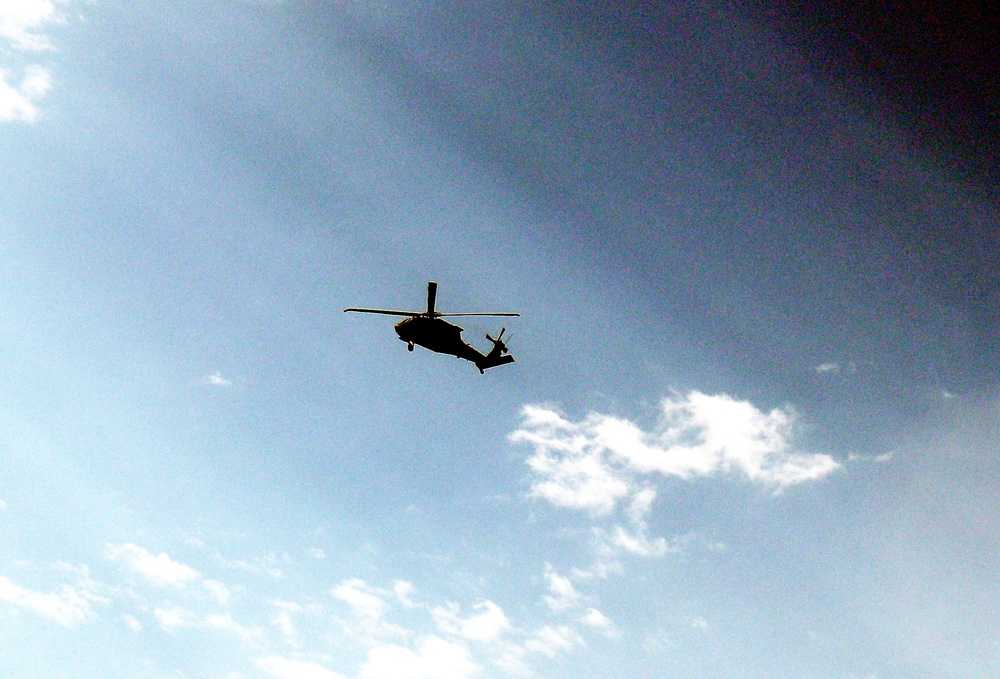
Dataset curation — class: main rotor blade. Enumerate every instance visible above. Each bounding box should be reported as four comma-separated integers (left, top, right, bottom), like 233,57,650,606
437,312,520,317
344,308,421,317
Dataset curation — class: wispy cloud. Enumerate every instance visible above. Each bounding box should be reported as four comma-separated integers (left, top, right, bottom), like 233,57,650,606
542,563,584,613
154,603,261,642
847,452,894,463
217,551,285,579
202,578,231,605
269,598,323,647
595,486,675,559
814,361,858,375
522,625,584,658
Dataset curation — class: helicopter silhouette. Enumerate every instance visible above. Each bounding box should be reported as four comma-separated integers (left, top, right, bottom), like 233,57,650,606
345,282,519,373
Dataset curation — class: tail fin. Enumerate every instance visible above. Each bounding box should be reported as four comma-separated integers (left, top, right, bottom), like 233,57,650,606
476,353,515,372
475,328,515,373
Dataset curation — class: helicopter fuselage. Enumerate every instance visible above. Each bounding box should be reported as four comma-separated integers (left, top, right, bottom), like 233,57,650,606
393,315,514,373
394,316,483,364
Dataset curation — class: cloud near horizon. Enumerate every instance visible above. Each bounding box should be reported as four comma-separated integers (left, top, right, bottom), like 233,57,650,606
3,538,607,678
320,573,612,679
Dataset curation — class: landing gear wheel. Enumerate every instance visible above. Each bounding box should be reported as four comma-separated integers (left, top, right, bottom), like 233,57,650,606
407,342,414,352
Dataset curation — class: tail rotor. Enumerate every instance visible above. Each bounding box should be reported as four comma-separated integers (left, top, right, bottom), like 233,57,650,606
476,326,516,373
486,327,511,355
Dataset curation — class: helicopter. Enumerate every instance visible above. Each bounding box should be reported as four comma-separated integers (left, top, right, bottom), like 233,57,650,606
344,282,519,374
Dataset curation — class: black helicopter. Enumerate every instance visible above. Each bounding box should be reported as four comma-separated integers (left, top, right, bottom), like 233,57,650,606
345,282,519,373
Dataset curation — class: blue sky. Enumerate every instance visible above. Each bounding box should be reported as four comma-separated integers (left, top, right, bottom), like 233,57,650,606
1,1,998,677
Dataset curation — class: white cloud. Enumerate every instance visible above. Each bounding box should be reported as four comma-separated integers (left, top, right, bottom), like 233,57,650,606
325,576,593,676
512,392,839,516
204,371,233,387
106,543,201,587
512,393,837,621
0,65,51,122
814,362,840,374
0,573,103,627
432,600,510,642
0,0,61,51
258,656,347,679
512,393,836,587
359,635,479,679
512,405,632,514
580,608,620,639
